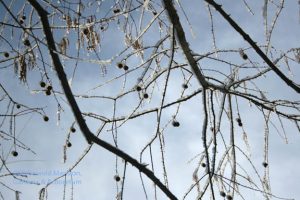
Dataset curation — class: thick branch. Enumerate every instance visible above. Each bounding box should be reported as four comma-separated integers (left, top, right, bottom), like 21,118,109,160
27,0,177,199
162,0,209,89
205,0,300,94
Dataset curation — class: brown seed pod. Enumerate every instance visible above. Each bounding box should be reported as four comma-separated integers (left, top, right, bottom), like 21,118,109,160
16,104,21,109
182,84,188,89
23,39,30,46
67,142,72,147
143,93,149,99
113,9,120,14
70,127,76,133
220,191,226,197
40,81,46,88
123,65,129,71
4,52,9,58
136,85,142,92
226,195,233,200
117,62,124,69
114,175,121,182
262,162,268,168
83,28,89,35
172,121,180,127
47,85,52,91
43,116,49,122
45,90,51,96
201,162,206,168
239,49,248,60
242,54,248,60
12,151,18,157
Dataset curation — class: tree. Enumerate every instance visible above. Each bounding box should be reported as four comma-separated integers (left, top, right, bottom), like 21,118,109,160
0,0,299,199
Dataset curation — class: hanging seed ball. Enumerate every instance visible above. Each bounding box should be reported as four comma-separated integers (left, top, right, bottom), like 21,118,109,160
262,162,268,168
83,28,89,35
47,85,52,91
40,81,46,88
182,83,188,89
117,62,124,69
12,151,18,157
4,52,9,58
226,195,233,200
172,120,180,127
67,142,72,147
123,65,129,71
45,90,51,96
43,115,49,122
23,39,30,46
136,85,142,92
100,26,104,30
143,93,149,99
152,11,157,15
220,191,226,197
22,15,26,20
236,118,241,123
201,162,206,168
70,127,76,133
114,175,121,182
16,104,21,109
19,19,24,24
238,122,243,127
113,8,120,14
242,53,248,60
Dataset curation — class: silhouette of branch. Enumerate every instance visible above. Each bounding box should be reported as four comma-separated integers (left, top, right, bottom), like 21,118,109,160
205,0,300,93
162,0,209,89
27,0,178,199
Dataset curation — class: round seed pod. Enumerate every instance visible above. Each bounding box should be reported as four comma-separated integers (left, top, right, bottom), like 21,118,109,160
45,90,51,96
12,151,18,157
83,28,89,35
40,81,46,88
220,191,226,197
182,84,188,89
172,121,180,127
114,175,121,182
136,85,142,92
262,162,268,168
117,62,124,69
67,142,72,147
70,127,76,133
43,115,49,122
113,9,120,14
143,93,149,99
23,39,30,46
4,52,9,58
123,65,129,71
47,85,52,91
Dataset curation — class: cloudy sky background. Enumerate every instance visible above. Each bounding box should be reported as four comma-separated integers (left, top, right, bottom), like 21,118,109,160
1,0,300,199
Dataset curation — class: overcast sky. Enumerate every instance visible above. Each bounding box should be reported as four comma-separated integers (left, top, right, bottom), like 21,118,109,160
1,0,300,200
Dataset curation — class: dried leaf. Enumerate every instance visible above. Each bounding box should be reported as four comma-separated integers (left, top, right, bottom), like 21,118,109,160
39,188,45,200
18,55,27,82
